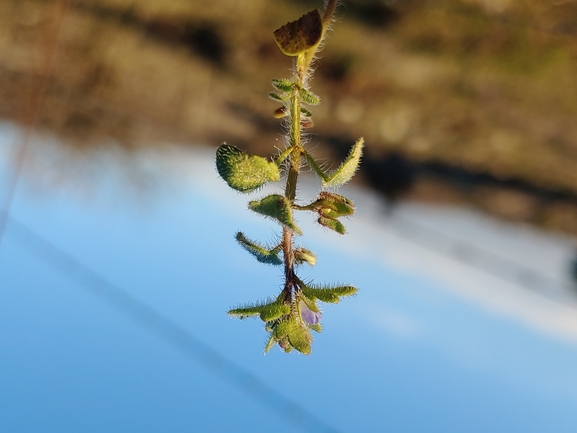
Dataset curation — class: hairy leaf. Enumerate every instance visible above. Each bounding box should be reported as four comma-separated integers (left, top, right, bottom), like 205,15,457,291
249,194,302,235
301,284,358,304
268,92,286,102
235,232,282,265
286,318,312,354
323,138,364,188
294,247,317,266
228,298,289,321
300,88,321,106
271,78,293,92
318,215,346,234
264,335,276,354
216,144,280,192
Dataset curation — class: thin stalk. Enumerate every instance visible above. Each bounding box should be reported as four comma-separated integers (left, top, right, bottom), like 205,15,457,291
280,0,339,301
282,53,308,298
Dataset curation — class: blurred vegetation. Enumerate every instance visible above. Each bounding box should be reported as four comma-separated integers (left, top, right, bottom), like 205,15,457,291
2,0,577,235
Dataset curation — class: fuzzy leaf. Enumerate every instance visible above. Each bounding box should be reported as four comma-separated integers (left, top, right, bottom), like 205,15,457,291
228,305,261,319
216,144,280,192
298,294,320,313
249,194,302,235
259,302,290,322
274,318,291,339
323,138,364,188
318,215,346,234
286,319,312,355
316,192,355,217
300,88,321,106
268,92,286,102
271,78,293,92
300,107,313,118
264,335,276,354
235,232,282,265
294,247,316,266
303,151,328,182
309,323,322,333
228,298,289,321
302,284,358,304
273,10,323,56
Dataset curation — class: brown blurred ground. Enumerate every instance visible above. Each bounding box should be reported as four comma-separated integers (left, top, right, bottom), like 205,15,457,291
2,0,577,236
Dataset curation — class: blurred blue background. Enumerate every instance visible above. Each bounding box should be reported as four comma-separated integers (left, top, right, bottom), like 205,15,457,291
2,124,577,432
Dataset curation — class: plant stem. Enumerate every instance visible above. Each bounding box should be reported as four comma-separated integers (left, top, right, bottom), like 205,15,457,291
282,52,308,299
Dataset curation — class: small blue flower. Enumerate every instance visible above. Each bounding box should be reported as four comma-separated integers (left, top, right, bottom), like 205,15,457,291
299,300,321,325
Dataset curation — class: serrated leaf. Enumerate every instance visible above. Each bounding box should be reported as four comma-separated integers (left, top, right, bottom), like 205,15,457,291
271,78,293,92
235,232,282,265
249,194,302,235
323,137,364,188
318,215,346,234
273,10,323,56
300,88,320,106
216,144,280,193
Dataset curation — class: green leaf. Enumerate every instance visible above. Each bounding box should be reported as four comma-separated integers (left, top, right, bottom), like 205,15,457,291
274,146,292,166
259,302,290,322
301,284,358,304
294,247,316,266
271,78,293,92
249,194,302,235
309,323,322,333
300,107,313,118
317,192,355,216
235,232,282,265
264,335,276,354
303,150,329,182
286,318,312,355
268,92,286,102
298,293,320,313
323,138,364,188
300,88,321,106
228,298,289,322
216,144,280,193
318,215,346,234
228,304,262,319
273,10,323,56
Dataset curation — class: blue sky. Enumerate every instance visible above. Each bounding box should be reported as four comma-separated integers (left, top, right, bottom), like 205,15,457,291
1,126,577,432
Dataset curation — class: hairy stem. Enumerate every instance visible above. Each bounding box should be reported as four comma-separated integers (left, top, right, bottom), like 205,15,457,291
282,52,309,299
281,0,339,302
